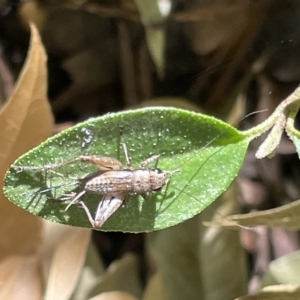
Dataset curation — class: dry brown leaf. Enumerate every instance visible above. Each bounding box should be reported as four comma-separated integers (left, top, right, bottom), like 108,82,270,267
261,250,300,286
0,254,43,300
0,23,53,298
71,241,105,300
205,199,300,230
88,291,139,300
43,222,91,300
0,23,97,300
142,272,167,300
235,284,300,300
0,23,53,259
88,253,142,299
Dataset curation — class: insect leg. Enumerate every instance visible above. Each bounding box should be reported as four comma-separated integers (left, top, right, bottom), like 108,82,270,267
63,190,86,211
80,155,123,170
120,130,132,169
16,155,122,172
140,155,160,168
79,193,125,228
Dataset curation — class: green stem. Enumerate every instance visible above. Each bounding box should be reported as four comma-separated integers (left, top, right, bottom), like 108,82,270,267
243,85,300,138
286,109,300,139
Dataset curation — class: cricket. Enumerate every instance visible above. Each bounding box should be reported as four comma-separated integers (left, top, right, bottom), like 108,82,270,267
17,133,180,228
14,131,251,231
11,109,262,231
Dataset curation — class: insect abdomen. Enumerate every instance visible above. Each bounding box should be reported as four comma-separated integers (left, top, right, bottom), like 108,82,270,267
84,169,167,195
84,170,134,194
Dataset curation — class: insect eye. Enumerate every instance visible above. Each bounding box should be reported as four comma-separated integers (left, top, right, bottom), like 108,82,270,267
153,168,163,174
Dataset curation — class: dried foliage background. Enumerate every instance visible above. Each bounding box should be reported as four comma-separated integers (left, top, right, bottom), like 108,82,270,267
1,1,300,299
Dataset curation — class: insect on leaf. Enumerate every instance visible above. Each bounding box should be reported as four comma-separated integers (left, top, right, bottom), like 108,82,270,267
4,107,250,232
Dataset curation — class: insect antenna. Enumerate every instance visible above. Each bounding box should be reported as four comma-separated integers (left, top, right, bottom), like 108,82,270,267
162,123,263,231
30,181,79,196
167,130,228,176
238,109,269,122
169,184,256,231
28,168,80,200
169,107,271,173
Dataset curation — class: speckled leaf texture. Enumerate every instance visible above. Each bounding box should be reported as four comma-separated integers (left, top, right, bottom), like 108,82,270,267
4,107,250,232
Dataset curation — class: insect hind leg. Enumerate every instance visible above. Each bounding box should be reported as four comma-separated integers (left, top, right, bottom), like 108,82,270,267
80,193,125,228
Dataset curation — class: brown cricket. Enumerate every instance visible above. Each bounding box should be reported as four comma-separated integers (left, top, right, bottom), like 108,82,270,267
18,136,178,228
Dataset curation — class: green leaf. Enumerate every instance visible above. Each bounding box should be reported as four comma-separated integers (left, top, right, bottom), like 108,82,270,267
4,107,249,232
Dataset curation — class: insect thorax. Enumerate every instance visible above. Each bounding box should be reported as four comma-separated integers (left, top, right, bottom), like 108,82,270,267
132,168,167,193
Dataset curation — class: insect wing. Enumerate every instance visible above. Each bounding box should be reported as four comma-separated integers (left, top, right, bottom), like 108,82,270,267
95,193,125,227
